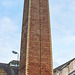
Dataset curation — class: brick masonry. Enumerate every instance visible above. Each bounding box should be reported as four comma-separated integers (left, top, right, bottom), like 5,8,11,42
19,0,53,75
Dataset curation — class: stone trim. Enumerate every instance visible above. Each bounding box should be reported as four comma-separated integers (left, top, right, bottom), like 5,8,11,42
25,0,31,75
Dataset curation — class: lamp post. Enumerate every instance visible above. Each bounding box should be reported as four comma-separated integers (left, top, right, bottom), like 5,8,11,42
12,51,19,61
12,51,19,75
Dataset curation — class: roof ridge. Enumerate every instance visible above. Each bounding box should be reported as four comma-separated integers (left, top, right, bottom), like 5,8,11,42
54,58,75,72
68,70,75,75
0,63,8,65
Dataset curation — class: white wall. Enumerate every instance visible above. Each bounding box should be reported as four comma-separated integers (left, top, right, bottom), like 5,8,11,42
54,60,75,75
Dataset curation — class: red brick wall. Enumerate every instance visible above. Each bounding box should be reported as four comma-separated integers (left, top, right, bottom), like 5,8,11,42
19,0,53,75
40,0,53,75
19,0,29,75
28,0,40,75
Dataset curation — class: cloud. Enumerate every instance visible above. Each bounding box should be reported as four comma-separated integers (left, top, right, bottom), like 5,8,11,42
1,0,24,8
0,0,24,63
0,0,75,68
0,17,18,34
0,17,20,63
49,0,75,68
53,47,75,68
1,0,14,8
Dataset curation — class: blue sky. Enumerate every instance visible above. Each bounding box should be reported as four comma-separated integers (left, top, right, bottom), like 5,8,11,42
0,0,75,68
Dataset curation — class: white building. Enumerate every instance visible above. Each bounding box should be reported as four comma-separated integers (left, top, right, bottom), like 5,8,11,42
53,58,75,75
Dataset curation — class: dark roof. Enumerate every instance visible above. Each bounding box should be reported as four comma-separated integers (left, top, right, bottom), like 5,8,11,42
0,62,19,75
54,58,75,72
68,70,75,75
9,60,19,65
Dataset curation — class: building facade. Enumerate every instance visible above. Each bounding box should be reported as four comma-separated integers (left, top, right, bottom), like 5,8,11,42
0,60,19,75
53,58,75,75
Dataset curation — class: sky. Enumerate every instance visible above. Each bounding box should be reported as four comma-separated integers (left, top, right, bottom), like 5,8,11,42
0,0,75,68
